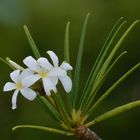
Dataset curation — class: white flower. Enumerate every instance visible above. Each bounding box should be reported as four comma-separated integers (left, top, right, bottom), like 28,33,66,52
3,69,37,109
47,51,73,93
23,56,57,96
23,51,72,95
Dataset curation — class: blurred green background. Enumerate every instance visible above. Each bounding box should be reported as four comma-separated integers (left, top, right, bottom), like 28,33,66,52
0,0,140,140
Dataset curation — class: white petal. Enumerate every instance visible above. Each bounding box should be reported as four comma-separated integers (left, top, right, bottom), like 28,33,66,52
9,60,24,70
37,57,53,71
23,56,41,72
22,74,40,88
3,82,16,91
11,89,19,110
43,78,57,96
50,77,58,85
48,68,66,77
10,70,20,82
20,68,34,79
60,61,73,71
47,51,59,67
20,88,37,100
59,76,72,93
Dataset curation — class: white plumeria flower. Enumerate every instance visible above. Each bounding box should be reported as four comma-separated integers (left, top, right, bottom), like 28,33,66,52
23,51,72,96
47,51,73,93
3,69,37,109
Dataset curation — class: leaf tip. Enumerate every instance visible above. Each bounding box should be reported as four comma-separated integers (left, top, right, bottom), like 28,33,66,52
124,20,127,23
86,13,91,19
23,24,27,28
67,21,71,25
23,25,28,32
136,19,140,22
133,20,140,25
124,51,127,54
12,126,16,131
87,13,91,16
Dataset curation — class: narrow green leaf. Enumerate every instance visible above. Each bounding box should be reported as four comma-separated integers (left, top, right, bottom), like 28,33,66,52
79,18,126,110
95,51,127,89
64,21,72,109
12,125,74,136
1,57,24,70
97,17,124,57
94,20,139,85
57,93,71,118
36,96,62,123
87,63,140,115
6,57,24,70
85,100,140,127
0,57,15,70
51,92,70,126
24,25,41,59
82,51,127,115
51,92,71,126
72,13,90,108
80,20,139,112
64,21,71,63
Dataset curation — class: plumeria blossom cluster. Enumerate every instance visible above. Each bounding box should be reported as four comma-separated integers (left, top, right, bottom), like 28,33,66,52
3,51,73,110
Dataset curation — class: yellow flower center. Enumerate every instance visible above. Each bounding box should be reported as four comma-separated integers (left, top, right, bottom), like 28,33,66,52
16,82,22,90
39,71,48,78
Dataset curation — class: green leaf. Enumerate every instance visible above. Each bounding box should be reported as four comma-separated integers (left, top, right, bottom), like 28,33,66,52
91,20,127,84
0,57,15,70
87,63,140,115
78,18,126,110
94,20,139,85
64,22,72,92
93,51,127,91
6,57,24,70
51,92,71,126
80,20,139,112
64,21,71,63
85,100,140,127
12,125,74,136
0,57,24,70
24,25,41,59
72,13,90,109
82,51,127,115
36,96,62,123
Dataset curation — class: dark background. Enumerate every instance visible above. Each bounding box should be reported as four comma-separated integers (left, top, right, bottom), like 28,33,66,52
0,0,140,140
